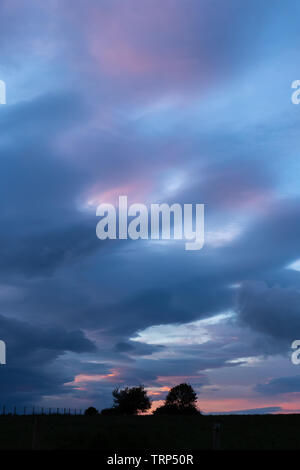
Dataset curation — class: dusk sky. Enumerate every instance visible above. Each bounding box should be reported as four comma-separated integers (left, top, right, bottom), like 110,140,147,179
1,0,300,414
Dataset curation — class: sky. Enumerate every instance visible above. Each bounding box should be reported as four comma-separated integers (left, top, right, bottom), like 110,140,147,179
1,0,300,414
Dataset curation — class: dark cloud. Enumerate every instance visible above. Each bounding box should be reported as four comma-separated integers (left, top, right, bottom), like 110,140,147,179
114,341,164,356
236,281,300,345
213,407,283,415
256,376,300,395
0,314,96,406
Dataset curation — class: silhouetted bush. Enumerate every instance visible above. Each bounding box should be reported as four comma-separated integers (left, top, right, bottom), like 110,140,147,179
153,404,200,415
84,406,98,416
100,407,122,416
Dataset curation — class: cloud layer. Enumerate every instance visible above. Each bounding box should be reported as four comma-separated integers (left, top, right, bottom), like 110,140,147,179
0,0,300,413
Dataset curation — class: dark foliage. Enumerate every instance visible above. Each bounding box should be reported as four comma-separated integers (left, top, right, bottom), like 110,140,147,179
84,406,98,416
153,383,201,415
112,385,151,415
100,407,122,416
153,404,200,415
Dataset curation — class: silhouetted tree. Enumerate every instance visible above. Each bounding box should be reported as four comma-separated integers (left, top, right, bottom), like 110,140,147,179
153,383,201,415
166,383,197,408
84,406,98,416
112,385,151,415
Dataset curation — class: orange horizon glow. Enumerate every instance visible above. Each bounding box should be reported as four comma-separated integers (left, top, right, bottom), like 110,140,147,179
65,372,300,415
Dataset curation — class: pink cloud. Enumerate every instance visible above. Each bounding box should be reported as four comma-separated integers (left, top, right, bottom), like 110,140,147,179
64,369,120,389
65,0,213,91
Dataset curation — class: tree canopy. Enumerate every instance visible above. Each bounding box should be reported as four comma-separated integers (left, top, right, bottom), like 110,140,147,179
84,406,98,416
165,383,197,409
153,383,200,415
112,385,151,415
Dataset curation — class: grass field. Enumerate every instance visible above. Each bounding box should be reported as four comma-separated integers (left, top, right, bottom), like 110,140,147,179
0,414,300,450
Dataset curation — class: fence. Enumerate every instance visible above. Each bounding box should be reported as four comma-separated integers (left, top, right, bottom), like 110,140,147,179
0,405,83,416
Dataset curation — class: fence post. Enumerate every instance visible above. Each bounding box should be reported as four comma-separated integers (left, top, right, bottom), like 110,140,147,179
212,422,221,450
32,416,39,450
